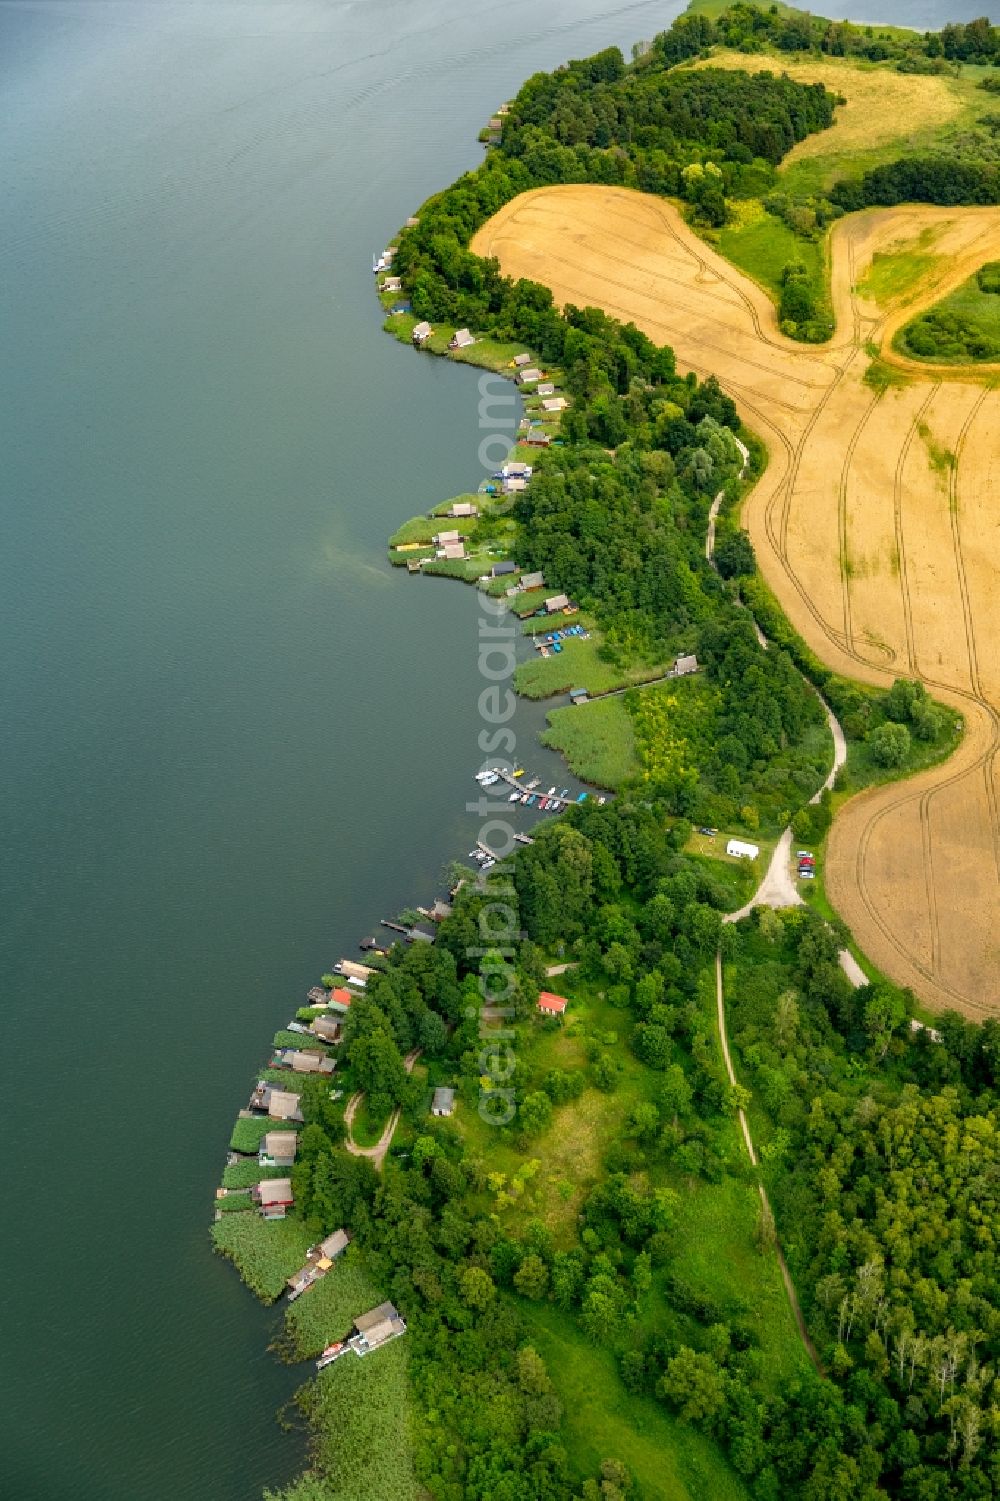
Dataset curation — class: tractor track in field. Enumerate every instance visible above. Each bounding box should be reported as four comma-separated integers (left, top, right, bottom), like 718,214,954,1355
474,187,1000,1014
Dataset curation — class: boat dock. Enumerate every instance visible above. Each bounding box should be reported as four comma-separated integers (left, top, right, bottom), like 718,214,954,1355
478,765,597,813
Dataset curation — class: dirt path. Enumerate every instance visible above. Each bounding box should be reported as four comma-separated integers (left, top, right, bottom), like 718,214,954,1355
344,1048,421,1171
474,186,1000,1016
706,492,723,563
714,953,822,1373
725,828,802,924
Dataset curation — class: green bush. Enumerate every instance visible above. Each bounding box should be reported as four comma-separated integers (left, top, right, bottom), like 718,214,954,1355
976,260,1000,294
868,721,911,768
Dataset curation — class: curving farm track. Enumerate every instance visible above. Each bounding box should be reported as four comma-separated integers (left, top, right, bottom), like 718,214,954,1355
472,187,1000,1015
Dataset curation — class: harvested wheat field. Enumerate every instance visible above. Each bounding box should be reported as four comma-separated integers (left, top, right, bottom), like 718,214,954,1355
473,187,1000,1014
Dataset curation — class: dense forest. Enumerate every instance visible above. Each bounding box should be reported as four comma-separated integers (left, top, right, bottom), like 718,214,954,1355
662,5,1000,70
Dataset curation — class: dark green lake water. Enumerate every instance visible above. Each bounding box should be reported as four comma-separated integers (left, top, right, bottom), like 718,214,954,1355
0,1,984,1496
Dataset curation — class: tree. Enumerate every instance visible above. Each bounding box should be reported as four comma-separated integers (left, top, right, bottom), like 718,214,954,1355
715,528,756,579
658,1346,727,1426
459,1265,496,1311
862,983,907,1057
627,1101,660,1141
514,1253,550,1300
350,1027,407,1112
516,1345,553,1396
518,1090,554,1136
660,1064,692,1119
868,720,911,768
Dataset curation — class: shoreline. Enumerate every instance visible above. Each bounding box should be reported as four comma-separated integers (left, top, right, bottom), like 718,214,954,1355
209,16,990,1491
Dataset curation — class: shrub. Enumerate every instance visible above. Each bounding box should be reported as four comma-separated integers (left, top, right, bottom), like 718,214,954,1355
868,721,911,768
977,260,1000,294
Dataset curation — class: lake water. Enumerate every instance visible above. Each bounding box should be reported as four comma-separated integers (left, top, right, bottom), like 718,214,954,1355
0,1,984,1497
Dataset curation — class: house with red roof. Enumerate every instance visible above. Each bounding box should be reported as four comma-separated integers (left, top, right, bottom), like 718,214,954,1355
537,992,568,1017
328,988,353,1015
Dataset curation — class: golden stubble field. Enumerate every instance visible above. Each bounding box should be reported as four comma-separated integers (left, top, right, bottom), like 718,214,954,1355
472,186,1000,1015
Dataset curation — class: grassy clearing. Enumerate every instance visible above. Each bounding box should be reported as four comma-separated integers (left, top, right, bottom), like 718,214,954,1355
845,711,964,795
857,225,945,309
669,1150,809,1392
211,1213,314,1302
526,1303,751,1501
715,203,826,307
515,636,670,700
541,696,638,789
388,515,438,547
897,270,1000,363
350,1099,391,1149
682,831,768,902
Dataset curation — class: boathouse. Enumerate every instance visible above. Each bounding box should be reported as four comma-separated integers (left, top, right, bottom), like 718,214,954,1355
502,461,531,479
449,328,475,350
431,1087,456,1117
409,925,436,944
251,1082,304,1121
259,1131,298,1167
253,1178,294,1220
338,960,374,983
537,992,569,1017
412,321,432,346
275,1048,336,1076
570,687,589,705
544,593,570,614
434,529,462,545
318,1229,350,1260
310,1015,342,1045
286,1229,350,1298
405,216,420,228
353,1302,407,1355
